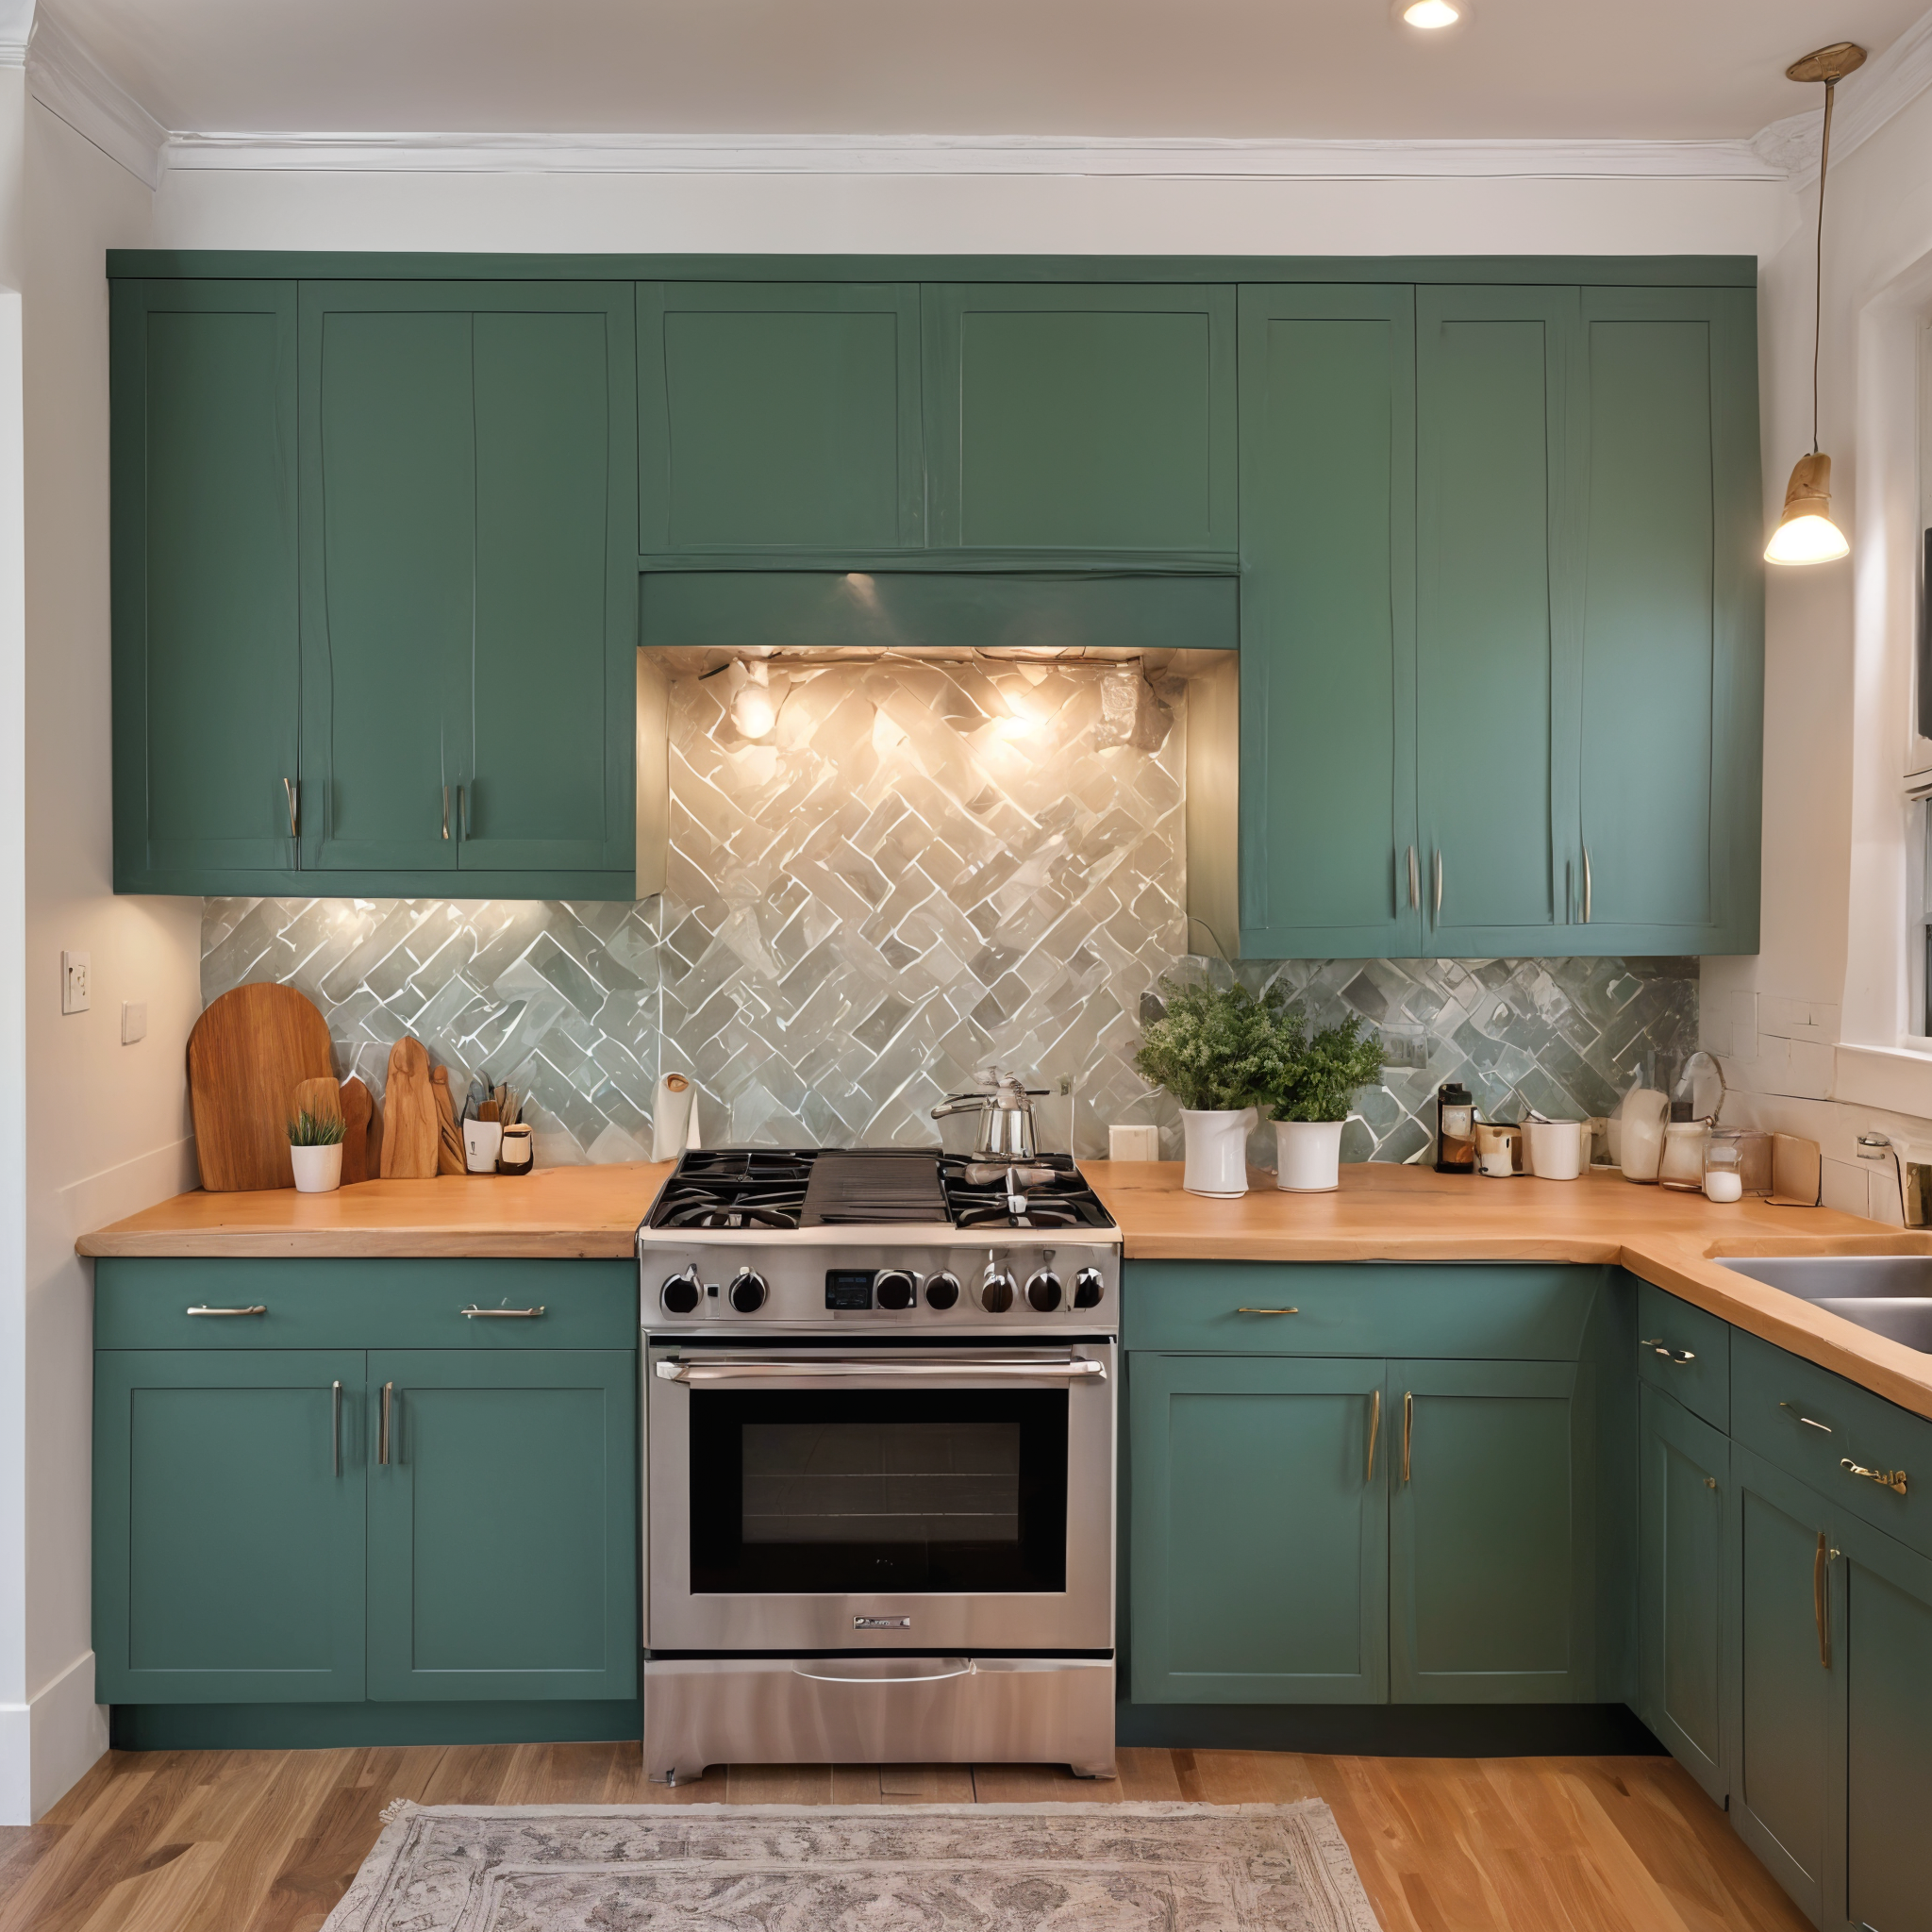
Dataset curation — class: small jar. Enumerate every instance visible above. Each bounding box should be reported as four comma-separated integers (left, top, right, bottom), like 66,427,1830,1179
1658,1121,1710,1191
1703,1135,1744,1203
1436,1082,1475,1174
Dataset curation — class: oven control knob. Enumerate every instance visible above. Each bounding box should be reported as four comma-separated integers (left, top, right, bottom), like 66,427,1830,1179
924,1272,960,1310
875,1269,917,1310
1073,1267,1107,1309
661,1267,703,1316
727,1270,767,1314
1025,1269,1063,1312
980,1269,1016,1314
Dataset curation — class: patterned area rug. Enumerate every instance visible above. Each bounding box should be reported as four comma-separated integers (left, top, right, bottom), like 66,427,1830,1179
321,1801,1385,1931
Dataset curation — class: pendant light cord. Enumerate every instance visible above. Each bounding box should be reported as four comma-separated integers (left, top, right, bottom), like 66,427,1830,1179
1812,77,1838,456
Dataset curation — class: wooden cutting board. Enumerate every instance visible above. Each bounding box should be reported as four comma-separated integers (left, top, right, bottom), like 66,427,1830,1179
291,1075,342,1129
430,1066,467,1175
340,1077,374,1185
379,1038,441,1180
188,984,336,1192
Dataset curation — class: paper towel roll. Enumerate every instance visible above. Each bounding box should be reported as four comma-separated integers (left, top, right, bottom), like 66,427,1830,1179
651,1074,699,1163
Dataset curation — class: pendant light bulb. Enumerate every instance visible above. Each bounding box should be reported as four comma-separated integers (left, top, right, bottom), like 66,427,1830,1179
730,661,778,739
1764,452,1849,564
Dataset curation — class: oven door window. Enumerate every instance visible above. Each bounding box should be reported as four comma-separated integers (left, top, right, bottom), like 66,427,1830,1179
688,1388,1068,1593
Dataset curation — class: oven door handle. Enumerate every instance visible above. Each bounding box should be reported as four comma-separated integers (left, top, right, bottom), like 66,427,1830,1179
654,1356,1107,1384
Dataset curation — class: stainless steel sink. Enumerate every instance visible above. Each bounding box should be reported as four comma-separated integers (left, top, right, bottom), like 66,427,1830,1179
1716,1256,1932,1352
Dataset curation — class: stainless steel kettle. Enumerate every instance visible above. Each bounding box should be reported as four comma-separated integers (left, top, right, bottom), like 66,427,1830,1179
931,1069,1047,1159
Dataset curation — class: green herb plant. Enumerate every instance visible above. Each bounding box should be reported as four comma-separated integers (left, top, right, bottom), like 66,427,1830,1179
1131,975,1291,1112
1259,1008,1387,1124
287,1108,346,1147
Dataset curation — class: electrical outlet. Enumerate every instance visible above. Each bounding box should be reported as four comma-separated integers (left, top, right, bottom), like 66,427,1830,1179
121,1000,147,1045
60,951,90,1015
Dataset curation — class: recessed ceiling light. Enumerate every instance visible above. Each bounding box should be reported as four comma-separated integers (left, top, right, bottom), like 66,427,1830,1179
1403,0,1461,26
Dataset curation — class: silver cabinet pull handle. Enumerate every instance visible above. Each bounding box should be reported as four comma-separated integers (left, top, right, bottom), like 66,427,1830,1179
1402,1390,1414,1483
1366,1387,1381,1484
462,1305,545,1319
457,784,467,840
1841,1457,1908,1497
1583,845,1593,923
1641,1339,1696,1365
1433,849,1443,922
441,786,450,841
1407,845,1419,908
1236,1307,1299,1316
187,1305,267,1317
331,1379,341,1477
283,776,299,839
379,1381,393,1465
1782,1402,1834,1433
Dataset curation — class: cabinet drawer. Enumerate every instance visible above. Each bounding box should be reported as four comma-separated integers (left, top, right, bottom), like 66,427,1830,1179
1731,1330,1932,1558
95,1258,638,1352
1635,1282,1730,1431
1123,1262,1605,1359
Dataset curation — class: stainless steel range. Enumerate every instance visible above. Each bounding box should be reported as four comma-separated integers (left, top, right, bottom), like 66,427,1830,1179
637,1144,1121,1786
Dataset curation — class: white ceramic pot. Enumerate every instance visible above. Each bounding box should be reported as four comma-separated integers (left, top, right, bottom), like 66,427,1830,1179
1181,1108,1257,1197
1525,1118,1586,1180
290,1141,342,1194
463,1117,505,1174
1274,1119,1344,1192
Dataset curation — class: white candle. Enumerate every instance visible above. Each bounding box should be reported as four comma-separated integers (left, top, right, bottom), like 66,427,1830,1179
1704,1170,1743,1203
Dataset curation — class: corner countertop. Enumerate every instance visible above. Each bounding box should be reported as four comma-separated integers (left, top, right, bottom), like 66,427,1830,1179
77,1157,1932,1422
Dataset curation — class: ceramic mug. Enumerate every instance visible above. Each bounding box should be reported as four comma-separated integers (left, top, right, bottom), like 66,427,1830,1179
1525,1118,1586,1181
462,1118,504,1174
1474,1121,1523,1177
1181,1108,1257,1198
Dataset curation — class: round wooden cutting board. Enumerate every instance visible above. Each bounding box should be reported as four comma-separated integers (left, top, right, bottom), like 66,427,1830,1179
188,984,336,1191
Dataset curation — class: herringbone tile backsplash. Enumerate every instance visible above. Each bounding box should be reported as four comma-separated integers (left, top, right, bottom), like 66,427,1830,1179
203,658,1696,1166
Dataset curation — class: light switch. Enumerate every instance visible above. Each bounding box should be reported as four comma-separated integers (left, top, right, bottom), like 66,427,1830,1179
121,1000,147,1045
60,951,90,1015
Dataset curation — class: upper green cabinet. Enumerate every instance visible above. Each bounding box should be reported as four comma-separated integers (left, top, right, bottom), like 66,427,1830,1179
110,281,302,887
640,282,922,552
926,284,1238,552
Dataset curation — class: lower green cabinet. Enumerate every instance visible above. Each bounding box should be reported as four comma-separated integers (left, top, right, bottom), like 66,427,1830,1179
1390,1358,1593,1703
94,1350,368,1703
368,1351,636,1701
1129,1355,1387,1705
1637,1384,1727,1802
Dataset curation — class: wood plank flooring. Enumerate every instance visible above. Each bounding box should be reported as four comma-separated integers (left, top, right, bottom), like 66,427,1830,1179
0,1746,1810,1932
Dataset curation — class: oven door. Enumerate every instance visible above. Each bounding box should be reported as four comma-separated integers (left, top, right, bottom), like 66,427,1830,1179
645,1341,1115,1653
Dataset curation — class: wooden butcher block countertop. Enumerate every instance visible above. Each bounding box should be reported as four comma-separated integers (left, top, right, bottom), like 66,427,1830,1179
79,1156,1932,1419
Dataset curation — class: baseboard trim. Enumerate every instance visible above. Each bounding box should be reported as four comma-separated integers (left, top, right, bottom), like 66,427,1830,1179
1115,1701,1665,1757
109,1699,642,1751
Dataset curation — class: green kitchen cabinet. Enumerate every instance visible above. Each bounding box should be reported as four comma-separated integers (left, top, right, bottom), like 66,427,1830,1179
640,282,922,552
366,1350,636,1702
1727,1443,1835,1924
1389,1357,1595,1702
110,281,301,891
1637,1384,1728,1804
1235,285,1420,958
925,284,1237,552
1574,286,1762,955
298,281,637,886
1129,1353,1389,1705
94,1350,367,1704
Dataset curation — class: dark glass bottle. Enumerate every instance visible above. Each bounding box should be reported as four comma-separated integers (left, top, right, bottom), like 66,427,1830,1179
1435,1081,1476,1174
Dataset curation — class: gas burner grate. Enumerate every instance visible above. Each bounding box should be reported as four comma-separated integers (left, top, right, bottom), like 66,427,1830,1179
939,1154,1115,1232
647,1149,814,1232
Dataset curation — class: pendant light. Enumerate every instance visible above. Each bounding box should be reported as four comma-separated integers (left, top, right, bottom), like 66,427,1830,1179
1765,41,1866,566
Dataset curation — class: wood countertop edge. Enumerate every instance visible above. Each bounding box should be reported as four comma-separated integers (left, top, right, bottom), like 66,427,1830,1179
78,1230,641,1259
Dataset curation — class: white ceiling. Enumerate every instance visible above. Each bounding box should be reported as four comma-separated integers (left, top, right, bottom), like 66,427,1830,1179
42,0,1932,142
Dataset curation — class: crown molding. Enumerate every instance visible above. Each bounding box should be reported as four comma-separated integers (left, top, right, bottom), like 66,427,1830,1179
25,7,165,186
0,0,34,67
1751,5,1932,187
160,128,1785,181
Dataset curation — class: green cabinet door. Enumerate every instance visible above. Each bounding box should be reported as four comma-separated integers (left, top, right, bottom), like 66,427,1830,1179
1833,1507,1932,1932
93,1351,366,1703
1236,286,1420,958
1390,1358,1594,1702
1637,1385,1728,1803
1727,1443,1834,1924
1415,286,1582,954
1575,286,1762,954
110,281,300,888
1129,1354,1388,1705
641,282,922,551
367,1350,636,1701
926,284,1236,552
300,282,637,884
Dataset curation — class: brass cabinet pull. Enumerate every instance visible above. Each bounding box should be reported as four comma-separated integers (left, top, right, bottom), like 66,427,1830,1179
1407,846,1419,908
379,1381,393,1466
1814,1532,1831,1669
1583,845,1593,923
1402,1391,1414,1484
331,1379,341,1477
1236,1307,1299,1316
1841,1457,1908,1497
1366,1388,1382,1483
461,1305,546,1319
1641,1339,1696,1365
441,786,450,840
1782,1402,1834,1433
187,1304,266,1317
283,776,299,838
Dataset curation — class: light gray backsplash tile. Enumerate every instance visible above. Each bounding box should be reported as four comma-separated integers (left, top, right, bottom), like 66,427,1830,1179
202,659,1697,1165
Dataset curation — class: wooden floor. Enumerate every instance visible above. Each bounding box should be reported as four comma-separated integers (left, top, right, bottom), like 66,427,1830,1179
0,1745,1808,1932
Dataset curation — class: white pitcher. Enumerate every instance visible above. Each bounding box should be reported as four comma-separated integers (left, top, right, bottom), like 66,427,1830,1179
1181,1108,1257,1198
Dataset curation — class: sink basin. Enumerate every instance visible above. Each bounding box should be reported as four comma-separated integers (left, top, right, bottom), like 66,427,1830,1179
1716,1256,1932,1352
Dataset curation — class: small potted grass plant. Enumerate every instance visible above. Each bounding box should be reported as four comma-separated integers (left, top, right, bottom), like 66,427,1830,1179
288,1108,345,1194
1258,1008,1387,1192
1131,975,1288,1198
